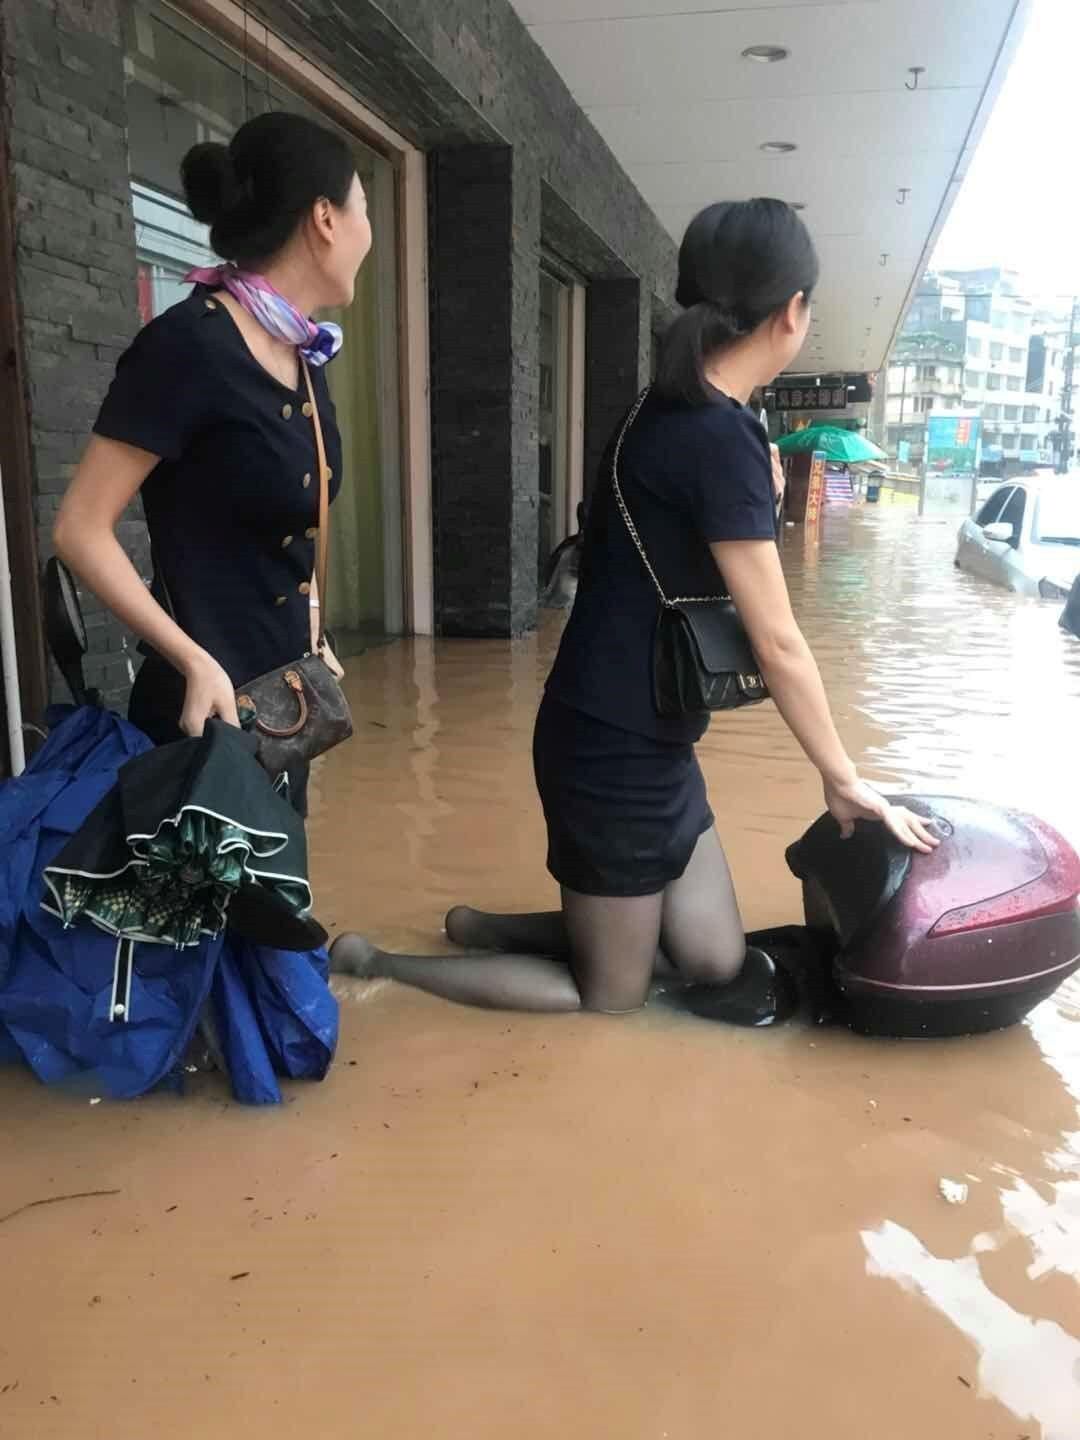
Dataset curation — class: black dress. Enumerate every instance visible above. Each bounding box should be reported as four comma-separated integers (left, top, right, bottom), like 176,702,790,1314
539,389,777,897
92,289,343,813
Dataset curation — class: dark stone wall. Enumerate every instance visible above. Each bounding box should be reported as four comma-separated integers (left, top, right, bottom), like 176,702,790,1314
584,280,652,501
1,0,142,706
428,144,540,637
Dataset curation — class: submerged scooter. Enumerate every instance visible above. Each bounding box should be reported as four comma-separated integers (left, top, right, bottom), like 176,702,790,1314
683,796,1080,1037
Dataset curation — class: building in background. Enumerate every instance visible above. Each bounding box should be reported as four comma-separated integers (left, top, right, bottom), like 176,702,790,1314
884,268,1075,476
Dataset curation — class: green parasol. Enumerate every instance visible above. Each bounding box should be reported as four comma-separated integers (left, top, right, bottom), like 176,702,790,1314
775,425,887,464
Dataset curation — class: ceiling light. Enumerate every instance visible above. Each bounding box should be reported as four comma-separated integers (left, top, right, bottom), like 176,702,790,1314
760,141,797,155
742,45,789,63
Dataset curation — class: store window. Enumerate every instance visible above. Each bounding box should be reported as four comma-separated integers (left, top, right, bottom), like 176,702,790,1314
123,1,404,643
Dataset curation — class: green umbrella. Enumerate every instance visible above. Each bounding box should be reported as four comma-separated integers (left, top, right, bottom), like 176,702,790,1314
775,425,887,464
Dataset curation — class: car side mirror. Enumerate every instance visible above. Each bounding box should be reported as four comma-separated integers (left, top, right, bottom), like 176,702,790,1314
983,521,1014,542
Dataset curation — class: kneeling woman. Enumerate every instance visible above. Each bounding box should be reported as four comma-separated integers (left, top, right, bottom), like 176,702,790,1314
332,199,937,1013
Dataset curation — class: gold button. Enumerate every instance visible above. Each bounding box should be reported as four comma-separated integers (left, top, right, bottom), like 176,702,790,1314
325,466,333,480
305,527,318,540
274,595,287,606
302,402,313,418
302,473,312,489
281,403,293,420
281,535,294,548
204,298,216,310
298,581,311,596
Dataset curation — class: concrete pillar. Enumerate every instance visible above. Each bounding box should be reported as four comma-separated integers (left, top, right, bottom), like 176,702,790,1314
427,144,541,637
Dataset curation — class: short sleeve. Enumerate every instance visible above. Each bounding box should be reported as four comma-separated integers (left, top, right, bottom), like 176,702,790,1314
93,310,214,461
677,405,776,543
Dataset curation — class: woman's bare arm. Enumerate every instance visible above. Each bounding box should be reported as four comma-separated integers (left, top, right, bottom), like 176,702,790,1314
54,435,238,733
711,538,938,852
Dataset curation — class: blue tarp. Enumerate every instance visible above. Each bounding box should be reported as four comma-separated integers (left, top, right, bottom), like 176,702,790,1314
0,706,337,1103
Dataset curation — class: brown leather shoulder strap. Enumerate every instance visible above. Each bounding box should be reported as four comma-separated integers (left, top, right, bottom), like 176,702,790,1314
301,358,331,652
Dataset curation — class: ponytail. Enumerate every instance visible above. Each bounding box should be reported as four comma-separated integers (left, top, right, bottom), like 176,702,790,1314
655,199,819,407
655,301,748,406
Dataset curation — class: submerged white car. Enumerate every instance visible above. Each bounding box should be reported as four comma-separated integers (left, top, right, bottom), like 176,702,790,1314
955,479,1080,599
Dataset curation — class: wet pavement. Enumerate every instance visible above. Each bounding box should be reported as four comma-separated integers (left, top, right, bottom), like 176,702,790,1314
3,505,1080,1438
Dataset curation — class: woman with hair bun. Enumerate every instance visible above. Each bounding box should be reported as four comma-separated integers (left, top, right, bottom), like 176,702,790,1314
332,199,938,1015
55,111,372,813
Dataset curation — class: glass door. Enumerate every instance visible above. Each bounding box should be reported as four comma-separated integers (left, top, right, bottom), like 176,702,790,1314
123,1,403,647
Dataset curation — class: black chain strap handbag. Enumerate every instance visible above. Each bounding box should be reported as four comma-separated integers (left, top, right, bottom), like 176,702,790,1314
611,388,770,718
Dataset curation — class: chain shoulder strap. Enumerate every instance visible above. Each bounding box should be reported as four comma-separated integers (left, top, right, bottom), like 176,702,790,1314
610,387,725,608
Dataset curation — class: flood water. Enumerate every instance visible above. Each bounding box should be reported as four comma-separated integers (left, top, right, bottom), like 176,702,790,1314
4,505,1080,1438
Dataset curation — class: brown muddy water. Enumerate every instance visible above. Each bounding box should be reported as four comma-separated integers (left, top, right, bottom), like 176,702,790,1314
3,506,1080,1439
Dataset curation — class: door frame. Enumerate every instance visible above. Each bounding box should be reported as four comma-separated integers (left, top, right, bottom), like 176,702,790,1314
539,254,586,547
182,0,434,635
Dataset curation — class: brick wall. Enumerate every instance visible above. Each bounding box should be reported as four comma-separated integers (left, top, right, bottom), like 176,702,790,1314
2,0,141,707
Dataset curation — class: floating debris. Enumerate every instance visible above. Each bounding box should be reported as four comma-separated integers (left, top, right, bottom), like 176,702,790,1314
939,1178,969,1206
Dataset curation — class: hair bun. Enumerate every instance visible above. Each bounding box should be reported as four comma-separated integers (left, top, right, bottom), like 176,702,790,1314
181,142,242,227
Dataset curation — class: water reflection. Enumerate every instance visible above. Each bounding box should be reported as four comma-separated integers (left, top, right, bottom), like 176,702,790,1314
796,509,1080,842
864,1221,1080,1438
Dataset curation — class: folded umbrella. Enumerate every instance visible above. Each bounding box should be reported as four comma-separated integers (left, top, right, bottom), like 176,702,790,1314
43,719,326,953
0,706,336,1101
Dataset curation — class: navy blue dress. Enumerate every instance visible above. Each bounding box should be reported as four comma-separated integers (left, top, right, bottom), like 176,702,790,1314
539,389,776,896
93,289,343,808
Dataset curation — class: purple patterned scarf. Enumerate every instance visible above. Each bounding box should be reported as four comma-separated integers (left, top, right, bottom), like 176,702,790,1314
185,265,342,367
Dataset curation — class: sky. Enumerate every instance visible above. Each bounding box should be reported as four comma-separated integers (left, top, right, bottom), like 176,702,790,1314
932,0,1080,308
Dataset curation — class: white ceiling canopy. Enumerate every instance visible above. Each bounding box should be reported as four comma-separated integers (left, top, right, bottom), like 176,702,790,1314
514,0,1031,375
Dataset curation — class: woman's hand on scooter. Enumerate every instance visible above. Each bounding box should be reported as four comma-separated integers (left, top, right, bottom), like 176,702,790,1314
824,776,941,853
